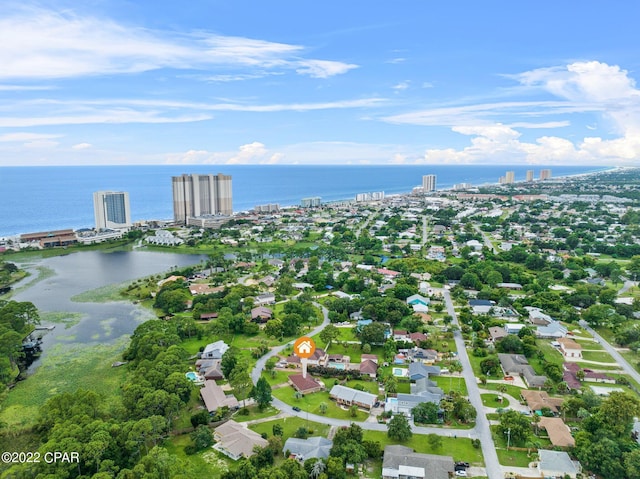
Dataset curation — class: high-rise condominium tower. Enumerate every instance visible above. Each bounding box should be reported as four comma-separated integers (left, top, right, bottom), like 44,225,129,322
540,169,552,180
422,174,436,193
172,173,233,224
93,191,132,230
526,170,534,182
504,171,515,184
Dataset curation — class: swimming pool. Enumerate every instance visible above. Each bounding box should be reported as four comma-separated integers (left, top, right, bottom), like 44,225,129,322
185,371,199,381
328,363,346,370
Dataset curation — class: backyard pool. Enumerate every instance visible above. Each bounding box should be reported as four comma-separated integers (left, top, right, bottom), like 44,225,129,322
185,371,201,382
328,363,346,370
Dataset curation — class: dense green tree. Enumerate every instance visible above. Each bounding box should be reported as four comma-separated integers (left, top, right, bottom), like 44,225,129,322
387,414,412,441
498,410,531,446
251,377,272,410
191,424,214,450
412,401,439,424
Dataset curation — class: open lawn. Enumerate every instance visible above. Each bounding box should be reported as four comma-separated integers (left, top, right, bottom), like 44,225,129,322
0,336,129,430
325,342,385,364
164,433,232,476
580,350,617,363
249,416,330,440
262,369,298,387
272,387,370,421
362,430,484,465
482,382,526,401
481,394,503,407
344,379,379,394
433,375,468,396
233,405,279,422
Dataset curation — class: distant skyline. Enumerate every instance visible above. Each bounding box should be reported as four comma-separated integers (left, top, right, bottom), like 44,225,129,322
1,1,640,166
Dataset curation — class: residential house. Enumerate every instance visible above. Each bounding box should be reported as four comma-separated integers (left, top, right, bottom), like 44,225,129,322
488,326,508,342
196,359,224,380
406,294,430,314
283,436,333,461
537,450,581,479
329,385,377,410
498,353,548,388
200,380,239,413
504,323,527,335
202,340,229,360
536,321,567,339
409,332,428,344
469,299,493,314
557,337,583,359
382,445,454,479
538,417,575,447
251,306,273,323
255,293,276,305
525,307,553,325
288,374,323,394
496,282,523,290
521,390,564,415
393,330,411,341
213,420,269,460
409,347,439,364
359,359,378,378
189,284,224,295
408,362,440,381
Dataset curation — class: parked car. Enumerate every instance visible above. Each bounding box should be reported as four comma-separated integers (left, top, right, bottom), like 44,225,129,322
292,406,301,412
455,471,467,477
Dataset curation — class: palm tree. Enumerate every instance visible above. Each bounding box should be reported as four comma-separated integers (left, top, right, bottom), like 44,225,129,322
319,402,328,415
497,384,507,403
310,459,326,479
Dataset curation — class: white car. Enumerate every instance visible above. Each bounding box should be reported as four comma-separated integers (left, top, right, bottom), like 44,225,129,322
455,471,467,477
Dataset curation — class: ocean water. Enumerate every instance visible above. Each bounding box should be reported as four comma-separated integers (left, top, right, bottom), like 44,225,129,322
0,164,606,237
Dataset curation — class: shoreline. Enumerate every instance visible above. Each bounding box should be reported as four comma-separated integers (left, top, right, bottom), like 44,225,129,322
0,165,628,239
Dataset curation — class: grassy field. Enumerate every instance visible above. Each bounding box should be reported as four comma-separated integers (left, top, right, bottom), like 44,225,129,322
433,375,468,396
232,405,280,422
164,433,233,476
482,382,526,401
249,416,330,440
0,336,129,429
344,379,379,394
361,430,484,465
272,387,370,421
481,393,503,407
71,281,132,302
325,342,385,363
580,350,618,363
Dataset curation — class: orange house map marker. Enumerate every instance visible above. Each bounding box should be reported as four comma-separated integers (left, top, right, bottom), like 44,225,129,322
294,336,316,378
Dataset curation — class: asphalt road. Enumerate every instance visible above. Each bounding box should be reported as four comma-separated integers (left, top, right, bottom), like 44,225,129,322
579,319,640,385
250,296,499,475
441,288,503,479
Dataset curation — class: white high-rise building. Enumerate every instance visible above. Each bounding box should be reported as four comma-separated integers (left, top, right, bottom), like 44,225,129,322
422,175,436,193
172,173,233,224
93,191,132,230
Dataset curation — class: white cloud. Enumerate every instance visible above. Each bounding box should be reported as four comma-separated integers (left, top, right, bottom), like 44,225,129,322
0,97,385,127
72,142,92,150
387,60,640,165
295,59,358,78
0,132,60,142
227,142,268,164
392,81,410,91
0,5,357,80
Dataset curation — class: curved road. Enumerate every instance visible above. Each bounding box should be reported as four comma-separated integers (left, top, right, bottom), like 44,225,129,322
250,298,500,475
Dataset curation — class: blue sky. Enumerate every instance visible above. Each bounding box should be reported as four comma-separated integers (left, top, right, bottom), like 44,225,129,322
1,1,640,166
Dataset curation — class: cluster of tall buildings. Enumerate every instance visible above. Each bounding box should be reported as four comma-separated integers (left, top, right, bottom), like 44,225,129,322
301,197,322,208
171,173,233,224
355,191,385,202
500,169,552,184
92,172,234,231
